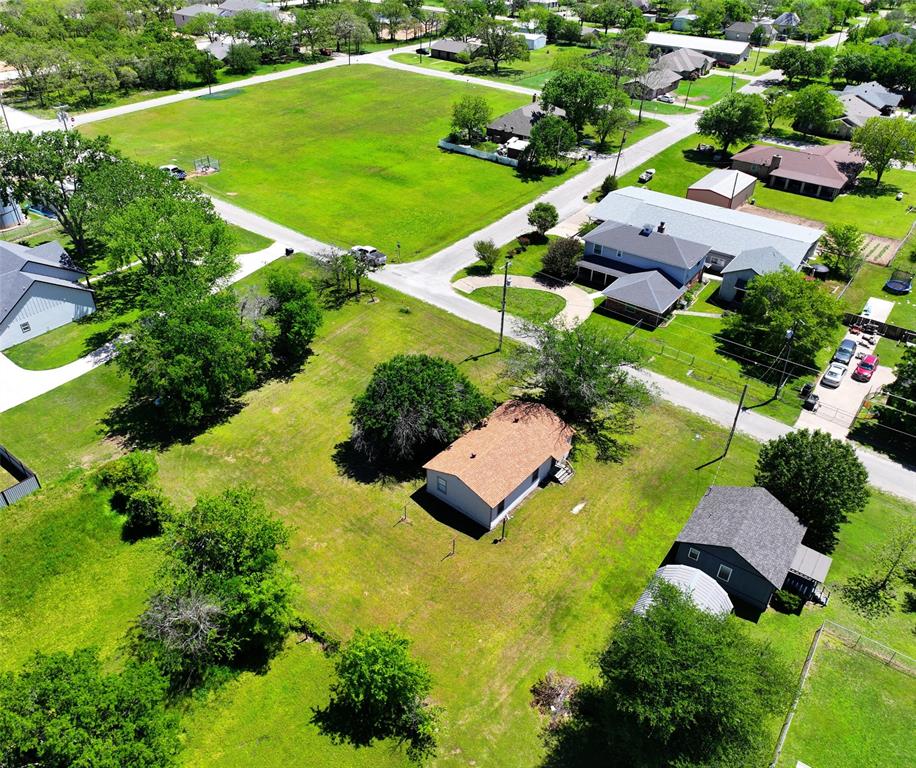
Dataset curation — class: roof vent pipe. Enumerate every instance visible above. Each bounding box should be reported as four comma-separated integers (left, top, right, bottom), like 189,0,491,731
771,154,782,170
658,221,666,233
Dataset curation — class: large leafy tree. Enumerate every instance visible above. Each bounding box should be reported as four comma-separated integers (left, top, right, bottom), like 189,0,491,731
696,92,766,152
103,194,236,289
0,130,117,272
0,649,178,768
116,284,262,433
761,86,793,131
313,629,439,764
591,88,631,149
588,27,649,89
527,114,577,169
755,429,869,553
819,223,865,279
450,94,491,143
843,517,916,618
134,487,294,687
875,345,916,443
852,115,916,185
541,68,611,135
790,84,843,137
508,323,649,461
264,267,323,371
721,267,842,370
542,582,793,767
442,0,487,41
350,354,492,464
476,19,529,73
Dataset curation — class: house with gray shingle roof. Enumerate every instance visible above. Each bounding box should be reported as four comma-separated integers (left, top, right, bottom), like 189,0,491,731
0,241,95,350
430,38,482,62
872,32,912,48
486,102,566,143
671,486,832,613
718,247,793,302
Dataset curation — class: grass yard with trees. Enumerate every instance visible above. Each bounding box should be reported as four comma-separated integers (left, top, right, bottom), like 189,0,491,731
0,250,913,766
81,66,581,262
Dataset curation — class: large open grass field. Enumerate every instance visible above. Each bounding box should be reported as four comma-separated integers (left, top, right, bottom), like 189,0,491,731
776,638,916,768
81,65,581,262
1,255,913,767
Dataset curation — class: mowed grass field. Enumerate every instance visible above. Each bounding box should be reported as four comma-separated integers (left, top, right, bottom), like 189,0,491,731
776,639,916,768
81,65,581,262
1,255,913,766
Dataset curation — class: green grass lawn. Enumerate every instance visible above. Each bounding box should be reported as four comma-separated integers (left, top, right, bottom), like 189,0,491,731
629,97,694,115
622,133,916,239
468,285,566,323
2,226,275,371
675,74,737,106
82,66,581,263
841,263,916,331
2,255,913,767
453,236,551,281
725,54,773,76
390,44,590,87
775,638,916,768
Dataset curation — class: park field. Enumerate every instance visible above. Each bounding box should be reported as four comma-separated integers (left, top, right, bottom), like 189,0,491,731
81,65,581,262
1,255,913,767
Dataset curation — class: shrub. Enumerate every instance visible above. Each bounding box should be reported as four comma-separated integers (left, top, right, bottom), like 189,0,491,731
225,43,260,75
96,451,158,511
541,237,583,281
123,487,172,537
473,239,500,274
600,174,618,198
770,589,803,615
528,202,559,236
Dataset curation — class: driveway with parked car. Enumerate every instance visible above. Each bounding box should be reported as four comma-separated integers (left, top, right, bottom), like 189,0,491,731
795,334,896,438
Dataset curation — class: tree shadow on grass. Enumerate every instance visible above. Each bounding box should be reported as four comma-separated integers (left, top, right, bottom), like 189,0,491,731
847,421,916,469
103,396,244,452
331,439,424,486
848,179,903,200
310,700,380,752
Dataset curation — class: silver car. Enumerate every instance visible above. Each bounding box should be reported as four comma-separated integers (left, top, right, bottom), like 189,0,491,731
820,361,846,388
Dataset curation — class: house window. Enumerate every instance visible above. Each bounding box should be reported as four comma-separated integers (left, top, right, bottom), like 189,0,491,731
688,547,700,561
436,476,447,494
19,322,31,334
593,243,603,256
717,564,732,583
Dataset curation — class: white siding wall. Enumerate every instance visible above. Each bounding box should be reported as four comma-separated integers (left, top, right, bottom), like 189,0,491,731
0,282,95,350
22,262,83,281
426,456,557,530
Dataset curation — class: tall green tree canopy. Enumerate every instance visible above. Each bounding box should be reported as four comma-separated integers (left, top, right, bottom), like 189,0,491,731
313,629,439,764
819,223,865,279
696,92,766,152
790,84,843,137
0,649,178,768
476,18,529,73
755,429,869,552
508,323,649,461
541,69,611,135
527,114,577,168
876,345,916,447
851,115,916,184
542,582,793,767
350,354,492,464
721,267,842,369
264,266,323,371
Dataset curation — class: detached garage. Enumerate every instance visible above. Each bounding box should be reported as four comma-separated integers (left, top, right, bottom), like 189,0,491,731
0,241,95,351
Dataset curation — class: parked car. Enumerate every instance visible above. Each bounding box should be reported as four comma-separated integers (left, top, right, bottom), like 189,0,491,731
821,362,847,388
833,338,857,366
638,168,656,183
697,143,715,153
852,354,879,382
657,94,675,103
351,245,387,267
159,164,186,180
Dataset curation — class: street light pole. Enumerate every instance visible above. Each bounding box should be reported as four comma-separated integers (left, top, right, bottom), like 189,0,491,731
498,257,513,352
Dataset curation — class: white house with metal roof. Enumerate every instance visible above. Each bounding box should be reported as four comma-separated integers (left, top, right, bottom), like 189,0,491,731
590,187,823,273
634,565,733,617
645,31,751,65
0,241,95,351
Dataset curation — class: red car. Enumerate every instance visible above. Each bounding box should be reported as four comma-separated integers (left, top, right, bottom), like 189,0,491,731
852,355,879,382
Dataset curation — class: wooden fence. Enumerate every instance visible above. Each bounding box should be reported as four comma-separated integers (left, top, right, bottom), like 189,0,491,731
843,312,915,341
0,444,40,508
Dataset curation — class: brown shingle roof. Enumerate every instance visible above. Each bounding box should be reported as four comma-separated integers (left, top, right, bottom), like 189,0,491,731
731,143,863,190
423,401,573,507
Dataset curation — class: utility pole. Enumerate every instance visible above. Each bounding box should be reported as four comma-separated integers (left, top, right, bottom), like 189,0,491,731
0,91,9,132
683,79,692,110
498,256,513,352
723,384,748,458
613,129,628,178
776,324,797,398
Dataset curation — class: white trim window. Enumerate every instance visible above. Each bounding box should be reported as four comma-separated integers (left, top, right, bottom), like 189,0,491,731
436,476,447,494
19,322,31,333
717,564,732,583
593,243,603,256
687,547,700,562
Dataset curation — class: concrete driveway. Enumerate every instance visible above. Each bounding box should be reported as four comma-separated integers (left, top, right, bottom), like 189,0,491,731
795,334,896,439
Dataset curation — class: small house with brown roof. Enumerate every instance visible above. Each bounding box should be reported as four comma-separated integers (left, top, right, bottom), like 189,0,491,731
423,401,573,530
730,143,864,200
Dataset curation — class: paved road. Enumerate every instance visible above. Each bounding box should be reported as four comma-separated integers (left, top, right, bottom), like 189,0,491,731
1,44,914,499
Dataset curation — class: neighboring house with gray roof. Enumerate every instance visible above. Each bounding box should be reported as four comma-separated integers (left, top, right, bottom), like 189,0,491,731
624,68,682,100
671,486,832,612
653,48,715,78
486,102,566,143
173,3,217,28
590,187,823,273
718,246,793,302
772,12,799,33
430,39,482,62
0,241,95,350
579,220,709,326
671,9,697,32
724,21,774,43
872,32,912,48
842,81,902,112
830,82,903,138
